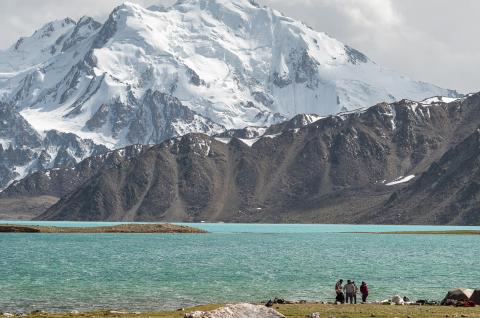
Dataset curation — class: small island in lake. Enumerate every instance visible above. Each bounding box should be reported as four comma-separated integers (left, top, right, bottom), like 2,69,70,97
0,223,208,234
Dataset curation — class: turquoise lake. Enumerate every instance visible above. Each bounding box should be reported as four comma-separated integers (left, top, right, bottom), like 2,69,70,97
1,222,480,312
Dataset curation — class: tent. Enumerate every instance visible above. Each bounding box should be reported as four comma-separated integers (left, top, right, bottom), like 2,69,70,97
442,288,474,304
470,289,480,305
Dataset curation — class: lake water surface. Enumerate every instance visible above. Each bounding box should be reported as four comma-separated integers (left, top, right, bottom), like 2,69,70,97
1,222,479,312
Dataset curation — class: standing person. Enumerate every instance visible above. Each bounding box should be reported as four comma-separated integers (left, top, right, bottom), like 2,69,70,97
360,281,369,303
344,280,355,304
352,281,358,304
335,279,344,304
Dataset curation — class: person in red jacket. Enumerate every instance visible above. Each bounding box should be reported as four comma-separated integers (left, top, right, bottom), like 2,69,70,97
360,281,369,303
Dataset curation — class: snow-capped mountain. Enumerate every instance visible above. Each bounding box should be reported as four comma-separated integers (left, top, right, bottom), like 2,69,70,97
0,0,459,150
0,102,108,189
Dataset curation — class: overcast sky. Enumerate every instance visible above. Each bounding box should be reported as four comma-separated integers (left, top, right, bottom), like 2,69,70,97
0,0,478,93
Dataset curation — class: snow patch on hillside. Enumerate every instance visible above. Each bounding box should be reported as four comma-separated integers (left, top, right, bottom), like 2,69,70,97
386,175,415,186
421,96,460,105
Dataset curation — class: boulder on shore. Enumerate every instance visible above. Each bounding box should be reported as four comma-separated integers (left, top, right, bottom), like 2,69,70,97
391,295,404,305
441,288,474,305
185,303,285,318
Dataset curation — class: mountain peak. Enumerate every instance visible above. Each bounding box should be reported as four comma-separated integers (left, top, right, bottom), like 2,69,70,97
31,18,76,39
0,17,79,72
118,1,144,11
174,0,260,7
105,1,152,17
173,0,262,17
77,15,99,25
10,18,75,52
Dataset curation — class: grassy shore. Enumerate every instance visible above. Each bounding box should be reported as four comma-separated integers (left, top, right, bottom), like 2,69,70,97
17,303,480,318
0,223,207,233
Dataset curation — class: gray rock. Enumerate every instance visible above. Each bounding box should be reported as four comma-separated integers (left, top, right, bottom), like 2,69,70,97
184,303,284,318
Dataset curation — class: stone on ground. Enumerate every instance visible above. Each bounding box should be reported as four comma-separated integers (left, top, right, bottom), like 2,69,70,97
185,303,285,318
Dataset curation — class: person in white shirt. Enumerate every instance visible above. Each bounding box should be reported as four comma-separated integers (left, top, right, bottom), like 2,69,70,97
344,280,355,304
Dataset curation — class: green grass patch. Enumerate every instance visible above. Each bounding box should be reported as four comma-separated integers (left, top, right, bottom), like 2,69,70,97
18,303,480,318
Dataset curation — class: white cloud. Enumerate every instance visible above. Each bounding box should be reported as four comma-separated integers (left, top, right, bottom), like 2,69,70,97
330,0,400,27
261,0,479,93
266,0,400,27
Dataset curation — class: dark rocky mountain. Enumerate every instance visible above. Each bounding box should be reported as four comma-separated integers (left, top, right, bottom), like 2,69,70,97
0,144,149,220
1,144,149,199
215,114,322,140
373,126,480,225
35,93,480,224
0,113,326,218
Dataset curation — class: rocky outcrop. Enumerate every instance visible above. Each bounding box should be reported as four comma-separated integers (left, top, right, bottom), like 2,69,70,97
125,90,224,145
84,90,225,146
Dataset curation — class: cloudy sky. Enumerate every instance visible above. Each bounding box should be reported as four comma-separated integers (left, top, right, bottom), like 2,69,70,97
0,0,478,93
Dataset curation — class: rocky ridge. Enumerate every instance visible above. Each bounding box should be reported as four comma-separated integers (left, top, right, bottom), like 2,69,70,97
33,93,480,224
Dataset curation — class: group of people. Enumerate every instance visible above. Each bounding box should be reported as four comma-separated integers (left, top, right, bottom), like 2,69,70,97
335,279,369,304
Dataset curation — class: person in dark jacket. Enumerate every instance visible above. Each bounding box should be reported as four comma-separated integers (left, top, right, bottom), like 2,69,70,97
360,281,369,303
335,279,345,304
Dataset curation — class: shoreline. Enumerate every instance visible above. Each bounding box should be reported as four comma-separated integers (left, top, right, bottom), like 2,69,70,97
7,303,480,318
353,230,480,235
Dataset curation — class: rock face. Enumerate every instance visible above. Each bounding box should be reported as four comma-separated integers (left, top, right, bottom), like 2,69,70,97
376,120,480,224
37,93,480,224
0,0,459,151
0,102,42,148
185,303,285,318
